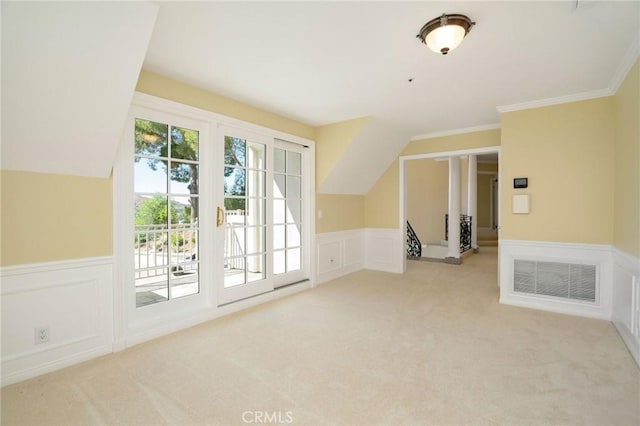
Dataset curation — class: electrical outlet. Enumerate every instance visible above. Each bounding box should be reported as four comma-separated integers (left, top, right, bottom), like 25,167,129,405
34,326,49,345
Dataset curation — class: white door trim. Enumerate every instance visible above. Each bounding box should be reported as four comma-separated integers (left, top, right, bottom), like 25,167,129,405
399,146,501,272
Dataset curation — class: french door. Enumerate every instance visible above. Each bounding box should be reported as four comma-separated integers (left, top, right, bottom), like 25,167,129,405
118,95,313,340
217,128,309,304
272,140,307,287
122,105,212,329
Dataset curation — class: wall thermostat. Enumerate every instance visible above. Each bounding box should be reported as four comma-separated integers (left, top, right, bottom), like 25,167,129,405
513,177,528,189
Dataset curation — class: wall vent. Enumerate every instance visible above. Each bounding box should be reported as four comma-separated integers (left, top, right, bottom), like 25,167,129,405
514,260,596,302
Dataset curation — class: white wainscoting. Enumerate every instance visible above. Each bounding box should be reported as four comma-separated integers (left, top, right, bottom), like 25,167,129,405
316,229,365,284
315,228,403,284
364,228,403,274
612,247,640,367
1,257,113,386
499,240,613,320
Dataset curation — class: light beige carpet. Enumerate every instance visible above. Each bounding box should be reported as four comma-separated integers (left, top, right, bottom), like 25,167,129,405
2,248,639,425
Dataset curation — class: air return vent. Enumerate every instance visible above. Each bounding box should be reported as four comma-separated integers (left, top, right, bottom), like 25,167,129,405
514,260,596,302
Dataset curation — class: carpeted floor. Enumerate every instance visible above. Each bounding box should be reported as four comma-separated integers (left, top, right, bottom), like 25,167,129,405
2,247,639,425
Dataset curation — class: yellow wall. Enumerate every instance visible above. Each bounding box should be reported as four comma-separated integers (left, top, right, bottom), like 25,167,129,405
2,71,318,266
136,70,315,140
478,162,499,173
477,162,499,228
365,160,400,228
365,129,501,228
316,194,365,233
477,174,494,228
315,117,368,190
613,59,640,257
500,97,614,244
1,171,113,266
5,64,634,264
402,128,501,156
406,160,448,243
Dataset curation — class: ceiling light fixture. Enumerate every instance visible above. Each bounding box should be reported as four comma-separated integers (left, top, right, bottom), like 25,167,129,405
417,13,475,55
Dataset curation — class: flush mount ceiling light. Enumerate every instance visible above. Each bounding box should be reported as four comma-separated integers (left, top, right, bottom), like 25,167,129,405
417,13,475,55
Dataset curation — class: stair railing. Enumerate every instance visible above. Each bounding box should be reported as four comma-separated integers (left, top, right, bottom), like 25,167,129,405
445,214,473,253
406,221,422,257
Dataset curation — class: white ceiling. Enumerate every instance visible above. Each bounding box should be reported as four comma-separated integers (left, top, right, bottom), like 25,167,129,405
1,1,637,184
144,1,640,137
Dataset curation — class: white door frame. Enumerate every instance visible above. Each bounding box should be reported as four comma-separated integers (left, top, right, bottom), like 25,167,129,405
490,176,499,230
398,146,501,273
478,170,498,231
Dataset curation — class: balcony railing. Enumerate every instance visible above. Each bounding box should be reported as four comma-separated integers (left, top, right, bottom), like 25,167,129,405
134,223,198,280
224,210,245,270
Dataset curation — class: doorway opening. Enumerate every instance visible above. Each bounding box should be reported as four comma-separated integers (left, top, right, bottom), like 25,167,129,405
399,146,501,273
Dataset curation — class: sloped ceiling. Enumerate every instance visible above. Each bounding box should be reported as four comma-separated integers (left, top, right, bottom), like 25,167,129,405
1,2,158,177
318,118,412,195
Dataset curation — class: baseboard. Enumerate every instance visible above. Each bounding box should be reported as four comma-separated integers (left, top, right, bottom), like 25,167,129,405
316,229,365,284
611,247,640,368
499,240,613,320
120,280,313,350
614,320,640,368
1,344,113,387
1,257,114,386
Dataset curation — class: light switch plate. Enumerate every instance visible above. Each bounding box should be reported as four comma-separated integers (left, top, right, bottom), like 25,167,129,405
512,194,530,214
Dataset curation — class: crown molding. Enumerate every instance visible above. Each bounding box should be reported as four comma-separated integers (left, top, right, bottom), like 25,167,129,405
497,31,640,115
496,88,613,114
410,123,501,142
608,31,640,94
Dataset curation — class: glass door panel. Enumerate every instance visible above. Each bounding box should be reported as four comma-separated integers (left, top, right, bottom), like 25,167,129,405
217,131,309,303
220,133,271,303
134,118,200,308
273,143,305,287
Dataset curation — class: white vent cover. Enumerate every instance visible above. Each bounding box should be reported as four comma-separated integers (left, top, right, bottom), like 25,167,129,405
514,260,596,302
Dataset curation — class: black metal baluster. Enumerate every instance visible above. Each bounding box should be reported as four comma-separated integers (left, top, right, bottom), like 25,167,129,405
406,221,422,257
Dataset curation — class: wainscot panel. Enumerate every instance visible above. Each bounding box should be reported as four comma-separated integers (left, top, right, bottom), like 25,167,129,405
316,229,364,284
1,257,113,386
612,247,640,367
499,240,613,320
365,228,404,273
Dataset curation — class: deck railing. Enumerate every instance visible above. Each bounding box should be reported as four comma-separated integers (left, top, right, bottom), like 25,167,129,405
224,210,245,270
134,222,198,280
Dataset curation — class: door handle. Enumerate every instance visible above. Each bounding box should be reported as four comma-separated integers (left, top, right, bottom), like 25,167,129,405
217,206,225,227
